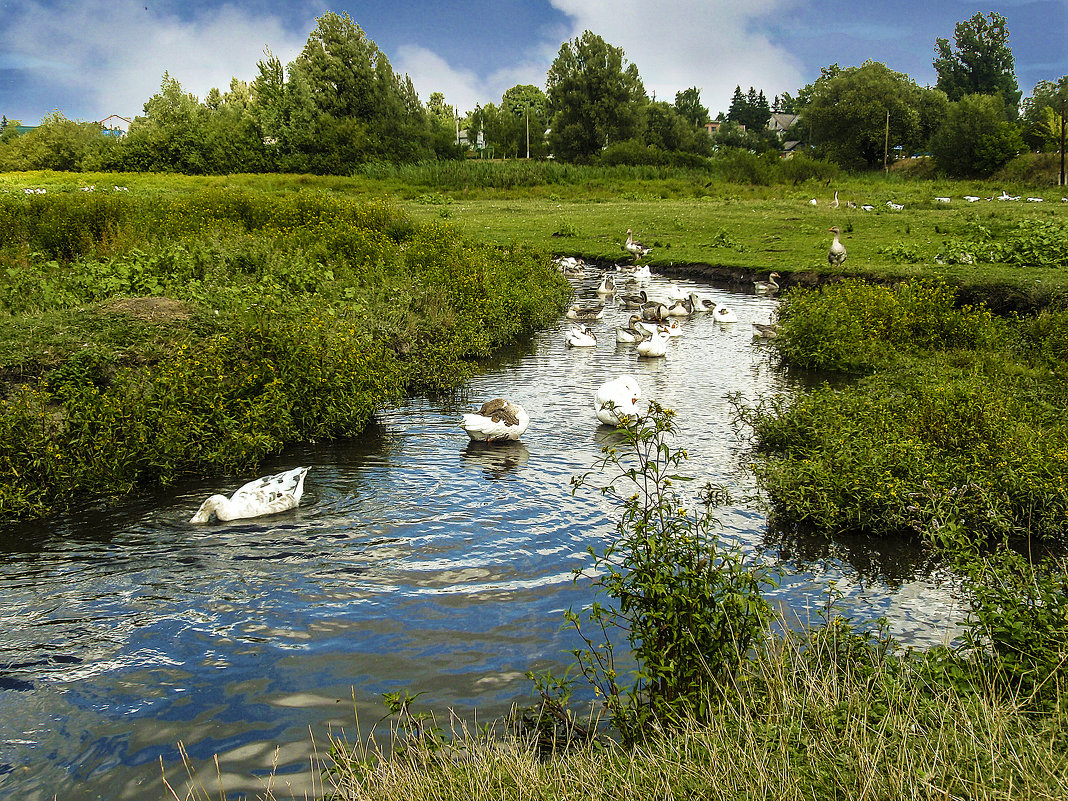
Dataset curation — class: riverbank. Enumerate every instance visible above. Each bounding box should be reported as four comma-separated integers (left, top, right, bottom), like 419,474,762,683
0,180,571,521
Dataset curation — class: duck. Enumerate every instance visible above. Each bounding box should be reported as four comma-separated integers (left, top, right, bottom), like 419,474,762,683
616,315,649,344
640,301,669,323
566,303,605,321
712,304,738,324
595,273,616,295
935,197,951,203
828,226,847,267
624,228,651,260
566,325,598,348
753,272,780,294
619,263,651,282
619,289,649,309
637,330,670,358
190,466,310,524
460,398,530,442
886,200,904,211
687,291,717,313
860,204,874,212
752,322,779,340
830,190,839,209
666,297,693,317
595,375,642,426
963,195,981,202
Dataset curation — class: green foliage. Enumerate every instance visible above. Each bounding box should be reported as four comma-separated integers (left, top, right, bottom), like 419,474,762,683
935,218,1068,269
565,403,776,743
546,31,647,162
741,279,1068,545
959,549,1068,709
930,93,1026,177
0,188,570,520
934,11,1022,116
773,279,998,372
800,61,948,169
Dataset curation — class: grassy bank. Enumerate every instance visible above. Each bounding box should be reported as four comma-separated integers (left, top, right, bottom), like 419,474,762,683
0,181,570,521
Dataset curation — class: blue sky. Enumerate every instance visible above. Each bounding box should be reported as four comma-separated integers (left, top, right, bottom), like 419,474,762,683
1,0,1065,125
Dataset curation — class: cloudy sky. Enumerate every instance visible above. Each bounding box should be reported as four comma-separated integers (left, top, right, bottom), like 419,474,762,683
1,0,1065,125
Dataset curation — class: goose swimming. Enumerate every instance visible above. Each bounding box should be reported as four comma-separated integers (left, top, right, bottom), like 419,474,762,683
460,398,530,443
595,375,642,426
753,272,780,294
566,325,598,348
637,330,670,358
190,467,310,523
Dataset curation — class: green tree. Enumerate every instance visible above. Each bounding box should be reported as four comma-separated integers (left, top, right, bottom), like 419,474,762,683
930,93,1026,176
123,72,210,172
801,61,942,169
727,85,771,132
546,30,647,162
1021,77,1068,151
674,87,709,127
0,112,111,171
501,84,549,158
934,12,1021,117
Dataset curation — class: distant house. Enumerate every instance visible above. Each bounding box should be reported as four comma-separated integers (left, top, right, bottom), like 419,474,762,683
704,120,725,135
767,113,798,135
98,114,132,137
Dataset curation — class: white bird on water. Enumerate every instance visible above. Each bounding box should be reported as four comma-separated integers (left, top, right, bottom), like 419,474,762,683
595,375,642,426
460,399,530,442
566,325,598,348
190,467,310,523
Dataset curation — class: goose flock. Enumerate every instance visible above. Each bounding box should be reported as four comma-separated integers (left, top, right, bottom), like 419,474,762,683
813,189,1062,207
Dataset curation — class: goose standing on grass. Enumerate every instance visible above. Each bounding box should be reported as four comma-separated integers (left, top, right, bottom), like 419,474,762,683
190,467,310,523
460,399,530,442
830,190,839,209
753,272,780,294
595,375,642,426
624,229,651,260
828,226,847,267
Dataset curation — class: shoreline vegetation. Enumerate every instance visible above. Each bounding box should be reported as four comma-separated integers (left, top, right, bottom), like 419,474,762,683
5,164,1068,798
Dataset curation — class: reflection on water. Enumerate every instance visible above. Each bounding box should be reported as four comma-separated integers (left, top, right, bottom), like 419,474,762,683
0,272,963,801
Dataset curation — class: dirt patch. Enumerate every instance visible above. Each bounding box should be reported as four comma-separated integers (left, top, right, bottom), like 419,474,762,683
100,296,192,324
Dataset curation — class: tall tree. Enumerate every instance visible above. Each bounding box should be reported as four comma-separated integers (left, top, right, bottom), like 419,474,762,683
1021,77,1068,151
930,93,1025,176
501,84,549,157
674,87,709,127
801,61,946,169
545,31,646,162
728,86,771,131
934,11,1021,117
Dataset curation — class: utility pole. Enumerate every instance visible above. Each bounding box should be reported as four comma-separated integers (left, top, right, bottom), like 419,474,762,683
1061,96,1066,187
883,110,890,174
526,103,530,159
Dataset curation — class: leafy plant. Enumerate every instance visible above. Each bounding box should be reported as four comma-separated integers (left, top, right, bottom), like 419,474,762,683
563,402,777,744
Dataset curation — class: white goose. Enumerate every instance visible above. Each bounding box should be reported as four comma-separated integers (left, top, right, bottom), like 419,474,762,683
828,226,847,267
595,375,642,426
712,303,738,324
190,467,310,524
637,330,670,358
566,325,598,348
753,272,780,294
666,296,693,317
460,399,530,442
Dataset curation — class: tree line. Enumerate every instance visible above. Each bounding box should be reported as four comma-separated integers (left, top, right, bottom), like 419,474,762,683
0,10,1064,178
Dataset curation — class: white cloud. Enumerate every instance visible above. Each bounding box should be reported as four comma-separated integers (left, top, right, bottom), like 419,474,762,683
548,0,805,113
3,0,310,120
395,0,804,117
394,44,550,114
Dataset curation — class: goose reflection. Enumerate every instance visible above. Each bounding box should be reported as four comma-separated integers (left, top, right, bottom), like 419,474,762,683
461,441,530,479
